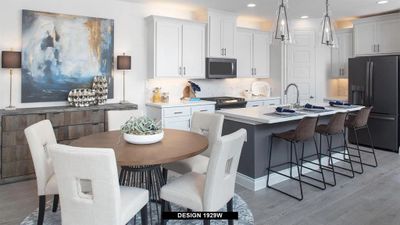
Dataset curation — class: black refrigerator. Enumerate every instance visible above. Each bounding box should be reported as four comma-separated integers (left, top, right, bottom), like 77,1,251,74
349,56,399,152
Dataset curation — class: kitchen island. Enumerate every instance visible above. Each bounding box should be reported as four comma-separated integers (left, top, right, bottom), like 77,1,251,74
218,105,363,191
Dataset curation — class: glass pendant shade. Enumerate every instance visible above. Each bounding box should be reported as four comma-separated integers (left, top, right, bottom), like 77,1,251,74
274,0,291,42
321,0,337,47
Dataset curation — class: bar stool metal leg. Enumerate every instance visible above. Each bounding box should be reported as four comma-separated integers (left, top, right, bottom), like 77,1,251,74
298,138,327,190
313,136,327,189
325,134,355,178
347,126,378,170
292,142,304,200
352,128,364,174
266,137,304,201
326,137,337,186
290,142,293,178
366,125,378,167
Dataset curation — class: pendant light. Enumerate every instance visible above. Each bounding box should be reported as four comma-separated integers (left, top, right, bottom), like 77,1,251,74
321,0,337,46
274,0,291,42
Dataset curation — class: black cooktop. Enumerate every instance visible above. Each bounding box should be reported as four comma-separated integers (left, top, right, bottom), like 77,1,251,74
200,96,247,109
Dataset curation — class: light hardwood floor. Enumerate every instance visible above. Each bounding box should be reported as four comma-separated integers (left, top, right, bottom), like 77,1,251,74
1,149,399,225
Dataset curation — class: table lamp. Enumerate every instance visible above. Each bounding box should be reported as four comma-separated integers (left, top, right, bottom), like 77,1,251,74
117,53,131,104
2,51,21,110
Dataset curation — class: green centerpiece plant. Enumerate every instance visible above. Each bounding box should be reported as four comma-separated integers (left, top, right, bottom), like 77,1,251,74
121,116,162,135
121,116,164,144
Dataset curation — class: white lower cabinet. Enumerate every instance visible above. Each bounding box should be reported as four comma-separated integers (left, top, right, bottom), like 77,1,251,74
191,105,215,113
246,99,281,108
146,103,215,131
246,101,264,108
163,116,191,131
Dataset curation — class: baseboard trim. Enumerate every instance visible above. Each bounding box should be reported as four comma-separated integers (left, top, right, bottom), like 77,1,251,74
236,153,344,191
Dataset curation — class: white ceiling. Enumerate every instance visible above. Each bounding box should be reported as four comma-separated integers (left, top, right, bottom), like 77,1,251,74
124,0,400,21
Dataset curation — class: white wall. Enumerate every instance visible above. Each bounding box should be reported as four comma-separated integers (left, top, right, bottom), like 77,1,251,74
0,0,195,110
0,0,331,110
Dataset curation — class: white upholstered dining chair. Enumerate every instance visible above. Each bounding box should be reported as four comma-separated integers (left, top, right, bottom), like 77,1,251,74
48,144,149,225
160,128,247,225
24,120,59,225
107,110,143,131
162,112,224,177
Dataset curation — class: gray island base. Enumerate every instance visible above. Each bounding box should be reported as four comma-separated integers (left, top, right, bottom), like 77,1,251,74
218,105,363,191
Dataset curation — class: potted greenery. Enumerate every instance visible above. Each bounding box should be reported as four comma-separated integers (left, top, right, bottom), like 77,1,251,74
121,116,163,144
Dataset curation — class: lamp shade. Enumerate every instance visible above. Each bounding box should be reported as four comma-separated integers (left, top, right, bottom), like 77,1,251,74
117,55,131,70
2,51,21,69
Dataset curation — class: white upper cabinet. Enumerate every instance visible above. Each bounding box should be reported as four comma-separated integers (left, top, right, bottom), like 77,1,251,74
154,21,182,78
147,16,206,79
354,22,375,55
207,11,237,58
253,33,271,77
354,13,400,56
237,31,253,76
221,17,236,58
182,23,206,78
237,28,271,78
376,19,400,54
331,29,353,77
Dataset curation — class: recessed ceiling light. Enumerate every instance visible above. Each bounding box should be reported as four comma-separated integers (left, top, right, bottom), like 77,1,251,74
377,0,389,4
247,3,256,8
300,16,309,19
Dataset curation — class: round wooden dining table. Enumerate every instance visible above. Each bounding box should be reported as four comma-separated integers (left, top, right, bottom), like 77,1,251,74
70,129,208,166
70,128,208,224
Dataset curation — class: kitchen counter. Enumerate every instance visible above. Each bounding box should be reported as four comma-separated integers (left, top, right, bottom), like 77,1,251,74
219,104,363,191
146,100,216,108
218,104,363,125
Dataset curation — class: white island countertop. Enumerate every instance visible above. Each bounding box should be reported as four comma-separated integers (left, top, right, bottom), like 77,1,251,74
218,105,364,125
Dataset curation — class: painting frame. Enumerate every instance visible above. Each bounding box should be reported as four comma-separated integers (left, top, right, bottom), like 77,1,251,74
21,9,114,103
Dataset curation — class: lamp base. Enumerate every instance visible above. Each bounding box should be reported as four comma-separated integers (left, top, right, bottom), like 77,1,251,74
120,100,130,104
5,106,16,111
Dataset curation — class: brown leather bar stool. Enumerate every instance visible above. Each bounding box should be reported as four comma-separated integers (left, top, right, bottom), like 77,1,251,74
345,106,377,174
304,112,355,187
267,116,325,201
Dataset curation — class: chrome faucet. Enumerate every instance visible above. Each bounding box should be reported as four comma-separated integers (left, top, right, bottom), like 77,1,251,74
284,83,300,107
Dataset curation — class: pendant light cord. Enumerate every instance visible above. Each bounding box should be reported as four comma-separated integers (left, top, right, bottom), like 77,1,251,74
326,0,329,15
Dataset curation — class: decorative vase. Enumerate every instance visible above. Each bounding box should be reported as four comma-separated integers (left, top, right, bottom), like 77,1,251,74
67,88,96,107
92,76,108,105
123,131,164,145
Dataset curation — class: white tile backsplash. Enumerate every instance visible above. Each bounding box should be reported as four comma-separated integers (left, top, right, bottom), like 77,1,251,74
146,78,272,102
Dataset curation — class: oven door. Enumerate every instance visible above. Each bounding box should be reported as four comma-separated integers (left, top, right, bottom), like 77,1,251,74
206,58,237,79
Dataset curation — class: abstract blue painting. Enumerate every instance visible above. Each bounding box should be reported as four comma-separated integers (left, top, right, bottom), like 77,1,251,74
21,10,114,103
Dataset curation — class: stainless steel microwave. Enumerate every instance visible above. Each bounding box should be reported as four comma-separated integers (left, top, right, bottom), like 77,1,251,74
206,58,237,79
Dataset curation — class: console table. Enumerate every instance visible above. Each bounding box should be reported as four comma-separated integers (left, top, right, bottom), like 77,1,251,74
0,103,137,184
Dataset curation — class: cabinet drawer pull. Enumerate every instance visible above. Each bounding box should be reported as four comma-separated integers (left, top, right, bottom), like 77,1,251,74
174,111,183,114
252,105,259,107
200,109,208,112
